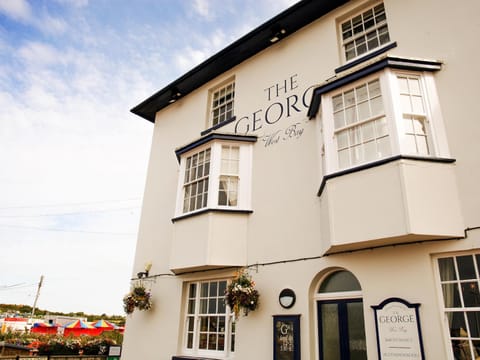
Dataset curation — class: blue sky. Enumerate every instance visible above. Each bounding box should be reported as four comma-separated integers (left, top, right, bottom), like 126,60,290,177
0,0,296,315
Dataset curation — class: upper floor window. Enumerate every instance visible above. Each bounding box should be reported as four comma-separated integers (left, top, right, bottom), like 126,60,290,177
314,58,449,174
184,280,235,358
210,80,235,127
398,74,430,156
218,145,239,207
175,133,256,217
333,78,390,169
340,2,390,62
183,149,211,213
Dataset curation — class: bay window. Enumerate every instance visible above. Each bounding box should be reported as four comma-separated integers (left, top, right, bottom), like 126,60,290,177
175,133,255,218
310,57,449,175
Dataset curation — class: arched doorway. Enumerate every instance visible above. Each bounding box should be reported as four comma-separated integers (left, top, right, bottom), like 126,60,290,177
316,269,367,360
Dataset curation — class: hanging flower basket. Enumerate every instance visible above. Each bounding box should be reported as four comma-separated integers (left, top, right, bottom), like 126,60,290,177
225,269,259,318
123,284,152,314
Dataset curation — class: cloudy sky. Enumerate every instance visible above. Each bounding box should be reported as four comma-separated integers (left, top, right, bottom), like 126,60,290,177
0,0,297,316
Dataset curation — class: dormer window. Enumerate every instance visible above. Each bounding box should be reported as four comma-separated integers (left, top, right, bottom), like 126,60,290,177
210,80,235,127
340,2,390,62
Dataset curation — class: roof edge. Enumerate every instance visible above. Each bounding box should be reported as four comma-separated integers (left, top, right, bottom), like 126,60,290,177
131,0,349,122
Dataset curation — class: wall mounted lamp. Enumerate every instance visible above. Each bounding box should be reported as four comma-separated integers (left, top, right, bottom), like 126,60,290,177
279,288,296,309
137,262,152,279
168,88,182,103
269,28,286,43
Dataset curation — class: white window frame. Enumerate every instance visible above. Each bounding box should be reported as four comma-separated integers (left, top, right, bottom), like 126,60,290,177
182,279,236,359
175,140,253,217
320,68,450,174
182,148,211,213
434,252,480,360
338,1,392,63
209,79,235,128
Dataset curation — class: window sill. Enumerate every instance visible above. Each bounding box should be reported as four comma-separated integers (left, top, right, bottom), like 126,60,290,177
318,155,456,197
335,42,397,74
172,208,253,223
201,116,237,136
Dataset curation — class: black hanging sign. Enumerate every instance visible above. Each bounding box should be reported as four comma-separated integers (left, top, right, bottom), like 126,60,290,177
273,315,301,360
371,297,425,360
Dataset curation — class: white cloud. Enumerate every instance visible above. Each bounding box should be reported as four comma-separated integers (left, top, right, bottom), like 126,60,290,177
18,41,65,67
192,0,212,20
0,0,67,34
54,0,89,8
0,0,32,22
41,13,68,34
173,46,210,73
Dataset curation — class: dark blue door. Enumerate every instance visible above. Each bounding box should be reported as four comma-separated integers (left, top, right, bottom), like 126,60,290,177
317,298,367,360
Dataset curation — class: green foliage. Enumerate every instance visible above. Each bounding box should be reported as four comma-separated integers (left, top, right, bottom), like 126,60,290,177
0,330,123,356
123,285,152,314
225,269,260,318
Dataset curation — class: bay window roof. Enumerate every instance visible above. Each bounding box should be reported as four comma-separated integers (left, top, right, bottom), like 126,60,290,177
307,56,442,119
130,0,349,122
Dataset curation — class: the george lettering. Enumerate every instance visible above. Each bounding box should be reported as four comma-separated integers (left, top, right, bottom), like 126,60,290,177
264,85,275,101
235,75,316,135
290,73,298,91
379,314,415,324
234,115,250,134
265,102,283,125
264,74,300,101
276,79,288,98
252,109,263,131
285,94,301,117
302,84,317,108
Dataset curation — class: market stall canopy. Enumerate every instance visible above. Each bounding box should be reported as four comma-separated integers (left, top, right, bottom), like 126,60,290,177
32,322,59,328
64,320,94,329
63,320,100,336
31,322,59,334
91,319,118,330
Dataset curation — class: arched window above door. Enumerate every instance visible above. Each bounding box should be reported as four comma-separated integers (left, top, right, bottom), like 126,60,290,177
318,270,362,293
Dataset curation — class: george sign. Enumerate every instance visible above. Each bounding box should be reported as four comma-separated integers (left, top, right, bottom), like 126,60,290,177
273,315,301,360
371,298,425,360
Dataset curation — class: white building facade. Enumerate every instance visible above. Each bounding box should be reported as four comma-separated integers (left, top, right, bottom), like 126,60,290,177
122,0,480,359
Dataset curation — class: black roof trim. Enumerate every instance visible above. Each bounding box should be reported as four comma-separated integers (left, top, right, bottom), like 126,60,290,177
307,56,442,118
131,0,349,122
175,132,257,161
